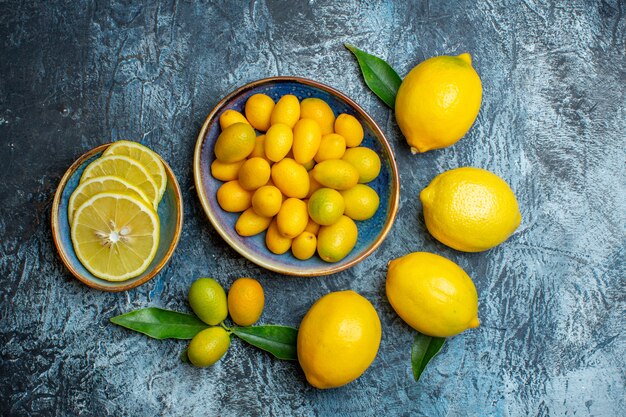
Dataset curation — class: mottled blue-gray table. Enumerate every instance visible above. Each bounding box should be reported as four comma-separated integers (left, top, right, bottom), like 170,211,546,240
1,1,624,416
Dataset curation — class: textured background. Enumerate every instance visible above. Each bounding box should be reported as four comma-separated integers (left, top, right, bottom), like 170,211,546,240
1,1,625,416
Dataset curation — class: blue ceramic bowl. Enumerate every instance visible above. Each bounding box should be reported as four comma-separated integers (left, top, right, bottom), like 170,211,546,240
194,77,400,276
51,143,183,291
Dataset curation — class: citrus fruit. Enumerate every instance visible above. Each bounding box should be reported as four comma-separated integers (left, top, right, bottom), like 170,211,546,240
235,207,272,236
80,155,159,209
227,277,265,327
270,158,309,199
211,159,244,182
317,215,358,262
306,171,322,198
251,185,282,217
300,98,335,134
219,109,250,130
420,167,521,252
216,180,252,212
340,184,380,221
214,122,256,163
312,159,359,190
70,192,159,281
395,53,482,153
188,277,228,325
314,133,346,163
265,219,292,254
245,93,275,131
341,147,381,183
304,217,320,235
276,198,308,238
238,157,271,191
270,94,300,128
386,252,479,337
103,140,167,199
297,290,381,389
307,188,345,226
249,135,266,159
292,118,322,164
68,175,150,224
334,114,363,147
264,123,293,162
291,232,317,260
187,327,231,368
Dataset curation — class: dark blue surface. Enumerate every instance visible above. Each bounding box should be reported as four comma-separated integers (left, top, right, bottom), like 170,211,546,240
0,1,624,416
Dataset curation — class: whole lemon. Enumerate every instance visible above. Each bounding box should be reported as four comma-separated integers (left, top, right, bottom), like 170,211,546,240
265,123,293,162
238,157,271,191
227,277,265,327
297,290,381,389
276,197,308,238
315,133,346,163
270,94,300,128
235,207,272,237
265,219,292,254
386,252,479,337
291,231,317,260
187,326,230,368
340,184,380,221
307,188,345,226
341,147,381,183
312,159,359,190
214,123,256,163
245,93,275,131
300,98,335,134
188,278,228,326
271,158,310,199
421,167,521,252
219,109,250,130
216,180,252,213
251,185,282,217
249,135,266,159
292,118,322,165
395,53,482,153
334,114,364,147
211,159,244,182
317,215,358,263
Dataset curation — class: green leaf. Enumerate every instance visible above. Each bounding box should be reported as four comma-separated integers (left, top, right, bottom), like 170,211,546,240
231,325,298,361
345,43,402,109
110,307,209,340
411,333,446,382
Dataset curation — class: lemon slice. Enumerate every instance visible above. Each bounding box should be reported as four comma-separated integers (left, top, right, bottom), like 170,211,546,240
68,175,151,224
71,192,160,281
103,141,167,200
81,155,159,209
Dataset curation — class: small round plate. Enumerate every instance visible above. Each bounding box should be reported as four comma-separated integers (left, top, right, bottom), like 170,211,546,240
51,143,183,291
194,77,400,276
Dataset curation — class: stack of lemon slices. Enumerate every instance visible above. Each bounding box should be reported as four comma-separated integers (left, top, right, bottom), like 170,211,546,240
68,141,166,281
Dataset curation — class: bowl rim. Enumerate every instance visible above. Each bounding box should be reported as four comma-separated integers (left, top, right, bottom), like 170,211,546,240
51,143,184,292
194,76,400,277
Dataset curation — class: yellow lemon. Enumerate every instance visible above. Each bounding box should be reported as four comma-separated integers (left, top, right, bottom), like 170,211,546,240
227,277,265,327
386,252,479,337
235,207,272,236
264,123,293,162
304,217,320,235
216,180,252,213
307,171,322,198
314,133,346,163
238,157,271,191
271,158,309,199
265,219,292,254
340,184,380,221
307,188,345,226
187,327,230,368
317,215,358,262
300,98,335,134
276,198,308,238
251,185,282,217
297,290,381,389
334,114,364,147
219,109,250,130
312,159,359,190
249,135,266,159
211,159,244,182
420,167,521,252
270,94,300,128
395,53,482,153
341,147,381,183
292,118,322,165
214,122,256,163
302,159,315,171
245,93,275,131
291,232,317,260
188,277,228,325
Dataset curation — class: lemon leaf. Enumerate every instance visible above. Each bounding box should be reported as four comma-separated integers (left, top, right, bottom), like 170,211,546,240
411,333,446,382
345,43,402,109
110,308,209,340
231,325,298,361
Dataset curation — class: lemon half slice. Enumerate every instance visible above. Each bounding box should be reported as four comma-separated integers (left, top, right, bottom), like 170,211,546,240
68,175,151,224
103,141,167,200
71,192,160,281
80,155,159,209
